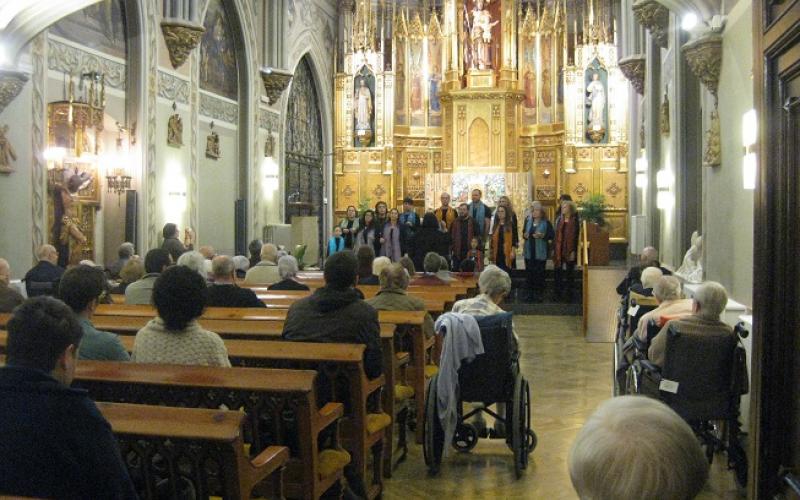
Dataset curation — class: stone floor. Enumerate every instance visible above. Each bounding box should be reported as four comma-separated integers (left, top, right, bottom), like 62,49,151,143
382,316,743,499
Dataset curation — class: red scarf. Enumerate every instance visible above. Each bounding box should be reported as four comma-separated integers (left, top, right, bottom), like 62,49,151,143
554,216,578,266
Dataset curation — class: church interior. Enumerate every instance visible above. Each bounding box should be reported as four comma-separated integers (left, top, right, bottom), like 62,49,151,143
0,0,798,498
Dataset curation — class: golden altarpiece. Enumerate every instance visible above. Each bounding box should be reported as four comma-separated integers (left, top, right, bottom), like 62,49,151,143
333,0,629,242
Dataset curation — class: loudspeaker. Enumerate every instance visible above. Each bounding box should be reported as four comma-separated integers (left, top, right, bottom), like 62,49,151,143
234,199,247,256
124,190,137,251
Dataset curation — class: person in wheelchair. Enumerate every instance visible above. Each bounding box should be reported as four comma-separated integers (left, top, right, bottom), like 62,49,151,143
451,265,517,437
649,281,731,368
569,396,708,500
615,246,672,296
629,266,663,298
634,276,693,341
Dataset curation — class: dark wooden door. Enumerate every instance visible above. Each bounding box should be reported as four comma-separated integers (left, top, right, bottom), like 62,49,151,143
751,2,800,498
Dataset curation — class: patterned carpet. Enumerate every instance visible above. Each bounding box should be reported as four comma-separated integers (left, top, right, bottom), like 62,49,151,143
381,316,743,499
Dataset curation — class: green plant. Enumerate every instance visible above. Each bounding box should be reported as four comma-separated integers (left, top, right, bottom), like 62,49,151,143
357,198,372,215
578,193,606,226
292,244,307,270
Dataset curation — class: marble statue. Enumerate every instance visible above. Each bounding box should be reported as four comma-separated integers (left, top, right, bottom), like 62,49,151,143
354,78,373,131
0,125,16,172
586,72,606,131
467,0,498,70
676,230,704,284
205,130,220,159
167,110,183,147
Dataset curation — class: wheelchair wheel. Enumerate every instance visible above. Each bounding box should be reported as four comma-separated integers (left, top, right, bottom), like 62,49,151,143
452,423,479,453
727,441,748,488
423,375,444,475
613,341,621,396
511,374,532,479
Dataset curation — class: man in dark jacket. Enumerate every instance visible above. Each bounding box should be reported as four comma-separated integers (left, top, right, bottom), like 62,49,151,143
23,244,64,297
206,255,266,308
450,203,478,272
0,296,137,499
409,212,452,272
282,251,382,379
615,246,673,296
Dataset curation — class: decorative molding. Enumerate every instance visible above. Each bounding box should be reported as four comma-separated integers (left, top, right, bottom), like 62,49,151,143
157,70,190,104
199,92,239,123
259,108,281,130
189,45,199,239
0,70,29,115
618,55,646,96
682,33,723,102
260,67,293,105
31,34,46,258
632,0,669,49
703,108,721,167
160,20,205,70
146,1,159,249
47,38,126,90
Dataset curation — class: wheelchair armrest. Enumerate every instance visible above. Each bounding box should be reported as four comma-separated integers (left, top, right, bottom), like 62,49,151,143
631,335,649,352
637,359,661,375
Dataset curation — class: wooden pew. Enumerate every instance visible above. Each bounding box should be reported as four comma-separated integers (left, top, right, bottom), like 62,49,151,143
98,402,290,499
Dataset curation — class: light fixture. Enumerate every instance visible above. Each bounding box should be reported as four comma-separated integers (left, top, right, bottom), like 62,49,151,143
656,169,674,189
105,123,132,199
742,109,757,190
635,173,648,189
656,190,674,210
43,146,66,162
635,149,648,190
681,12,699,31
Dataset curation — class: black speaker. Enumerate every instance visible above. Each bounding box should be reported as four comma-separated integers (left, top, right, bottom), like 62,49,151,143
124,190,137,251
234,199,247,256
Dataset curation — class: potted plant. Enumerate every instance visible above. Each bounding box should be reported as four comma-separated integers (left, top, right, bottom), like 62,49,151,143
578,193,606,227
578,194,610,265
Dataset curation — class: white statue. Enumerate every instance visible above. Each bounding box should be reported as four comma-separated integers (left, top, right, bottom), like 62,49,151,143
354,78,373,131
676,230,704,283
468,0,499,70
586,72,606,131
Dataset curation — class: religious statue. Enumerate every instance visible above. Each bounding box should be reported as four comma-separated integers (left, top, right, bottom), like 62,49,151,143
52,175,89,268
523,66,536,109
676,230,704,283
167,104,183,147
429,67,442,113
353,77,373,147
586,72,606,132
466,0,499,70
0,125,16,173
205,125,220,160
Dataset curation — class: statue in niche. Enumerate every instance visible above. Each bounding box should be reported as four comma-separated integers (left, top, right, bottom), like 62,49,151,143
586,72,606,132
0,125,16,173
52,175,89,268
676,231,704,284
167,103,183,147
466,0,498,70
205,122,220,160
354,78,373,132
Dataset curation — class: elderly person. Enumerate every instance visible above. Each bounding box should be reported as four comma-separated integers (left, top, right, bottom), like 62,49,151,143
649,281,732,367
177,251,209,281
107,242,135,279
634,276,694,341
630,266,663,297
125,249,171,305
366,263,434,338
569,396,708,500
111,257,145,294
409,212,452,272
161,223,194,262
434,192,456,231
198,245,216,275
399,255,416,276
0,258,24,312
232,255,250,279
247,239,263,269
206,256,265,308
411,252,452,286
244,243,280,284
23,244,64,297
132,266,230,367
269,255,310,291
372,256,392,281
616,246,673,296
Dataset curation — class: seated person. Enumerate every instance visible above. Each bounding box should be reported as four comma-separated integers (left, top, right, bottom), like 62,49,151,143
411,252,452,286
232,255,250,279
649,281,732,367
282,251,382,379
23,244,64,297
634,276,694,341
206,255,266,308
0,297,137,498
244,243,280,284
0,257,24,312
372,256,392,282
132,265,230,367
111,257,144,294
177,250,209,281
198,245,216,276
59,265,130,361
629,266,663,297
399,255,416,276
248,239,263,269
459,259,477,273
107,242,135,279
366,263,434,338
269,255,311,291
569,396,708,500
356,245,380,285
615,246,672,296
125,248,172,305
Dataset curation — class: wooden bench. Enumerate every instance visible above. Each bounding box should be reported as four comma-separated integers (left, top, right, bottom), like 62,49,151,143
98,402,290,499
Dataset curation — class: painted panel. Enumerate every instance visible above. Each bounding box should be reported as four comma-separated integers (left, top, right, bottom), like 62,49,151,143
336,173,360,212
200,0,239,100
50,0,127,59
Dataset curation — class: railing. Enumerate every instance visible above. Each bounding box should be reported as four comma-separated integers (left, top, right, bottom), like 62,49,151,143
580,220,590,336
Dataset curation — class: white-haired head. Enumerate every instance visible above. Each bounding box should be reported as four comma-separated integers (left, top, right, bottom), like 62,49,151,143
177,251,208,279
640,266,663,289
372,256,392,277
232,255,250,273
653,276,682,302
693,281,728,321
478,265,512,301
640,246,659,266
278,255,300,280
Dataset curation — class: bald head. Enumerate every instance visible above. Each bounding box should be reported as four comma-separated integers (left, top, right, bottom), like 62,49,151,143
640,247,659,266
36,245,58,265
0,258,10,285
211,255,235,282
260,244,278,264
199,245,216,260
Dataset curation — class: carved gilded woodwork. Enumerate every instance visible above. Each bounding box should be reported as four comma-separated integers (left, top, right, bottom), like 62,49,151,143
618,55,646,96
682,33,723,102
632,0,669,49
160,20,205,70
260,67,294,105
0,69,29,116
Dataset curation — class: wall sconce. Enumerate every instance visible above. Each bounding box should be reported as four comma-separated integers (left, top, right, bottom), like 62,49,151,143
262,130,279,195
635,149,648,189
542,168,551,179
105,123,132,200
656,169,674,189
742,109,757,190
656,190,674,210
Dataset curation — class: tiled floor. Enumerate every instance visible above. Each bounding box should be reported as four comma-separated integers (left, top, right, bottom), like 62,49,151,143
382,316,743,499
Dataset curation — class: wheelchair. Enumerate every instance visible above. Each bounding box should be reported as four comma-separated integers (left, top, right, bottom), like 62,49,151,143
613,290,659,395
628,321,750,487
422,312,537,479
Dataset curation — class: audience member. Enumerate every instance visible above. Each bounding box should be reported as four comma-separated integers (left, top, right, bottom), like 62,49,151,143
282,251,382,378
372,256,392,281
0,297,137,498
327,226,346,257
206,255,266,308
569,396,708,500
177,250,209,281
553,199,580,299
631,266,663,297
112,257,145,294
269,255,311,291
59,265,130,361
23,244,64,297
133,266,230,367
0,257,24,312
467,188,493,241
411,252,451,286
635,276,693,340
523,201,553,300
356,245,380,285
450,202,478,272
615,246,673,295
198,245,216,275
161,222,194,262
399,255,416,276
232,255,250,279
338,205,360,249
434,192,456,231
244,243,280,284
649,281,732,367
367,263,434,338
489,205,517,272
107,242,135,279
125,248,171,305
459,259,477,273
409,212,451,271
248,239,263,269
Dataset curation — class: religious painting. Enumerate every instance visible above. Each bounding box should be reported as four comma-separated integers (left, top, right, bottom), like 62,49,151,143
49,0,127,59
427,37,443,127
451,173,506,207
394,37,407,125
463,0,502,74
539,34,554,124
409,36,425,127
200,0,239,101
353,66,375,148
521,37,537,126
584,59,609,144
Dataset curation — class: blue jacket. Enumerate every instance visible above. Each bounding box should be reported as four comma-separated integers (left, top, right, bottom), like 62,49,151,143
0,366,137,499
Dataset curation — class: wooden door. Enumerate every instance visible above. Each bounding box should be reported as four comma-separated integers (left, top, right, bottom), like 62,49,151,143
751,2,800,498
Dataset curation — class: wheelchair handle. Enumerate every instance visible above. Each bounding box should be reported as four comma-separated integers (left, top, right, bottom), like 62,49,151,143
783,470,800,497
734,321,749,339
